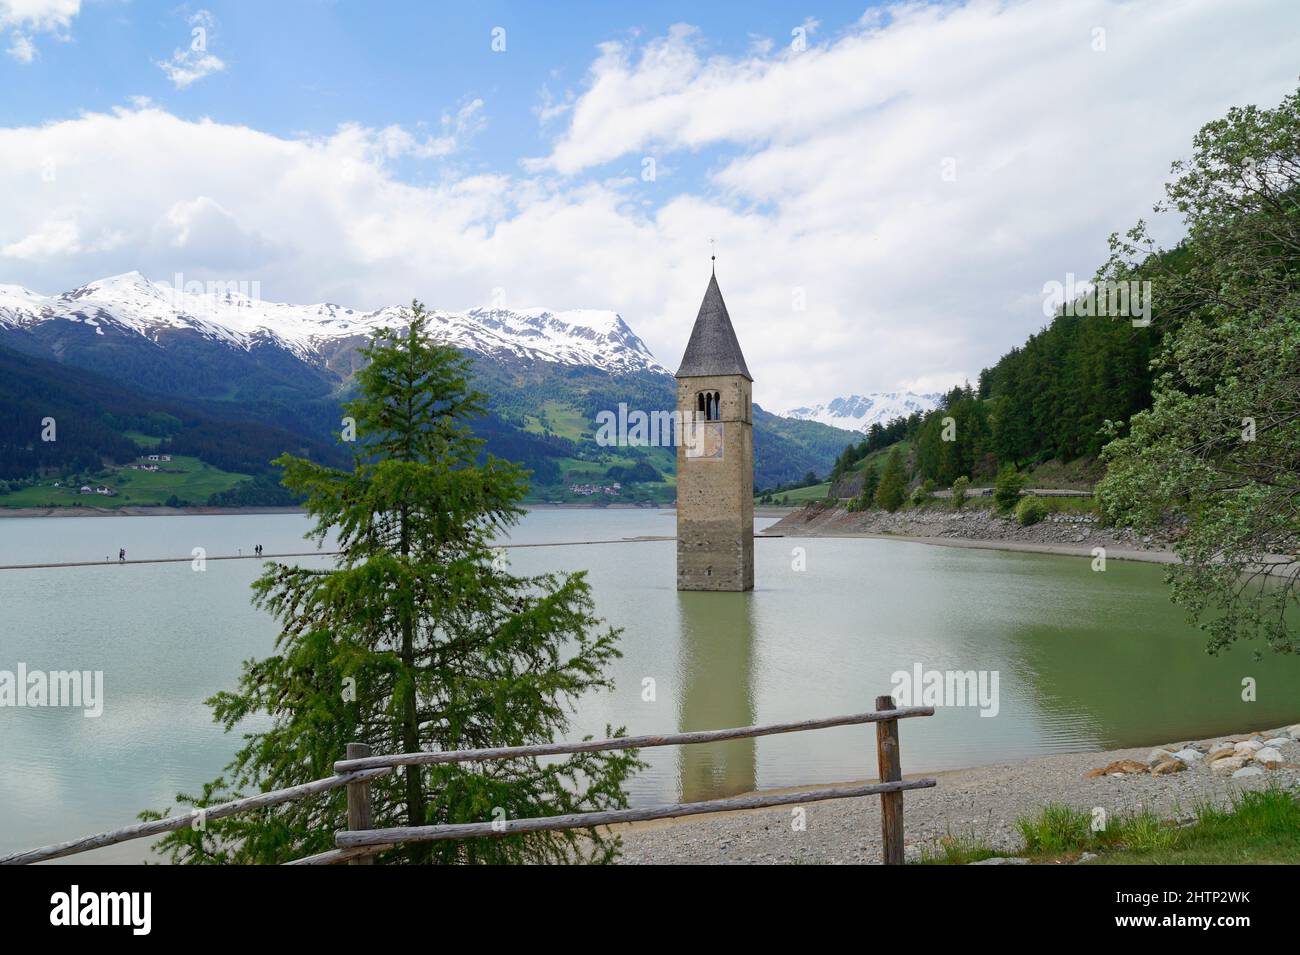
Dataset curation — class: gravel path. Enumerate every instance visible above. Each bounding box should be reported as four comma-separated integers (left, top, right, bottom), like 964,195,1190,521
614,727,1300,864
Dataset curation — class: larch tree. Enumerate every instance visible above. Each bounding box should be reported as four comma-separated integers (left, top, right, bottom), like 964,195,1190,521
145,303,638,863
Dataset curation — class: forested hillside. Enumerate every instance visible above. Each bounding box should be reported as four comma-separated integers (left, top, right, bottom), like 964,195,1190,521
823,274,1164,493
0,344,346,498
0,338,850,505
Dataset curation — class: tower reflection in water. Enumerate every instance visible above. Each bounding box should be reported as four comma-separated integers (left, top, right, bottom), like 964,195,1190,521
674,590,757,802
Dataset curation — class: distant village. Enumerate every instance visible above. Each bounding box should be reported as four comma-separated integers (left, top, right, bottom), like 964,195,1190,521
75,454,175,497
568,481,622,497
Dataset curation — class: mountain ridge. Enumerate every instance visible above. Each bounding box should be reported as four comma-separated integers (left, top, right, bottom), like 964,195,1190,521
0,272,668,375
784,391,943,433
0,272,851,499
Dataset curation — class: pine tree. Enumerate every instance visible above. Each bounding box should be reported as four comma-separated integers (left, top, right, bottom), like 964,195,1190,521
874,447,907,512
146,303,638,864
857,463,880,510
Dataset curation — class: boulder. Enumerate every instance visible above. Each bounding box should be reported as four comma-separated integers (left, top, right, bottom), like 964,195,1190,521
1206,743,1236,761
1210,756,1249,776
1085,759,1149,778
1173,748,1204,763
1285,724,1300,739
1262,738,1291,749
1151,759,1187,776
1253,747,1283,768
1109,759,1149,775
1231,766,1265,779
1145,749,1177,767
1234,740,1263,754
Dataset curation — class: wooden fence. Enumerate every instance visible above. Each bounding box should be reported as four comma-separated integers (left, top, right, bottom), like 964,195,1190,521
1,696,934,866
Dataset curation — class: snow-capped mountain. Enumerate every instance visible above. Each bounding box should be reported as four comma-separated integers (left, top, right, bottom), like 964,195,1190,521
0,272,666,375
783,392,942,433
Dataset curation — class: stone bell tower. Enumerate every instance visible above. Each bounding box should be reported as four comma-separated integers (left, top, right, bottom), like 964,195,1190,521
675,267,754,592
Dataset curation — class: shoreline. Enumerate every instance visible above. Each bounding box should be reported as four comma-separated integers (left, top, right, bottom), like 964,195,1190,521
763,503,1182,566
0,502,787,519
0,502,685,519
615,722,1300,864
792,530,1180,565
21,721,1300,865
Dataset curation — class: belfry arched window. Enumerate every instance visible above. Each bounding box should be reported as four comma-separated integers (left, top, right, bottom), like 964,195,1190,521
696,390,720,421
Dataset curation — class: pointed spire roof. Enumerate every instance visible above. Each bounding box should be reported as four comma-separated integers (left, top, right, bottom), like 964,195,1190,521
675,272,752,380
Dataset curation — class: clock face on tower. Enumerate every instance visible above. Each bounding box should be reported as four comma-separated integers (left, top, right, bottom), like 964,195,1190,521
685,421,724,460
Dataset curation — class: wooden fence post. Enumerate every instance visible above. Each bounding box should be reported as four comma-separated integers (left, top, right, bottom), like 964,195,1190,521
345,742,374,866
875,694,904,865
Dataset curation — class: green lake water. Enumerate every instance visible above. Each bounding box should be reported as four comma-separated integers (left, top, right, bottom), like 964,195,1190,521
2,508,1298,862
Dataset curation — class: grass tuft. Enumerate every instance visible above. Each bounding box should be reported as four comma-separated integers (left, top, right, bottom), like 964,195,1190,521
916,830,1000,865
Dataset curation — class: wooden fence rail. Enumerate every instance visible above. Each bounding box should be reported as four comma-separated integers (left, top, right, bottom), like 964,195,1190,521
2,697,935,866
0,767,394,866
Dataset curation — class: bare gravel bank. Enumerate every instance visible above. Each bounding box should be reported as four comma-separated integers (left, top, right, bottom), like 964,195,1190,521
763,503,1176,564
615,725,1300,864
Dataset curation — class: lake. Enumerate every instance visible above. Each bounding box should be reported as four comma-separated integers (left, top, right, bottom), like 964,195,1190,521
3,507,1300,863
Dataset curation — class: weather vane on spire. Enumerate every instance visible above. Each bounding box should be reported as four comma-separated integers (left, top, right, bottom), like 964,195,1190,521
709,237,716,273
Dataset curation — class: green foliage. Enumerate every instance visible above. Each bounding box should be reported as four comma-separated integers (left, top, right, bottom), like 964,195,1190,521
1001,788,1300,865
858,464,881,510
874,447,907,512
1015,495,1048,526
102,411,183,438
916,831,999,865
828,416,917,487
951,475,971,509
145,303,638,864
910,479,936,508
982,311,1156,467
749,406,846,490
603,460,661,484
1098,82,1300,654
914,384,995,485
1114,810,1180,853
993,466,1026,513
1016,803,1094,855
207,474,302,507
1091,787,1300,865
756,469,827,500
0,342,346,483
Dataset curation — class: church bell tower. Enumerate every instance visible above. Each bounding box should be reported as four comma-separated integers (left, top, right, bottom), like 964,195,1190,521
675,267,754,592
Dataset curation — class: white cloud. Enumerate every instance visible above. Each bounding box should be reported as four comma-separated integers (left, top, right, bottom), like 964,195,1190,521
158,50,225,88
0,0,79,31
534,85,575,124
157,10,225,89
2,219,79,258
1,0,79,62
154,196,274,268
372,99,486,159
2,0,1299,412
522,0,1300,407
5,31,33,61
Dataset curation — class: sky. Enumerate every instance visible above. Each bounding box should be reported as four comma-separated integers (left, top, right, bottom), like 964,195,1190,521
2,0,1299,413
